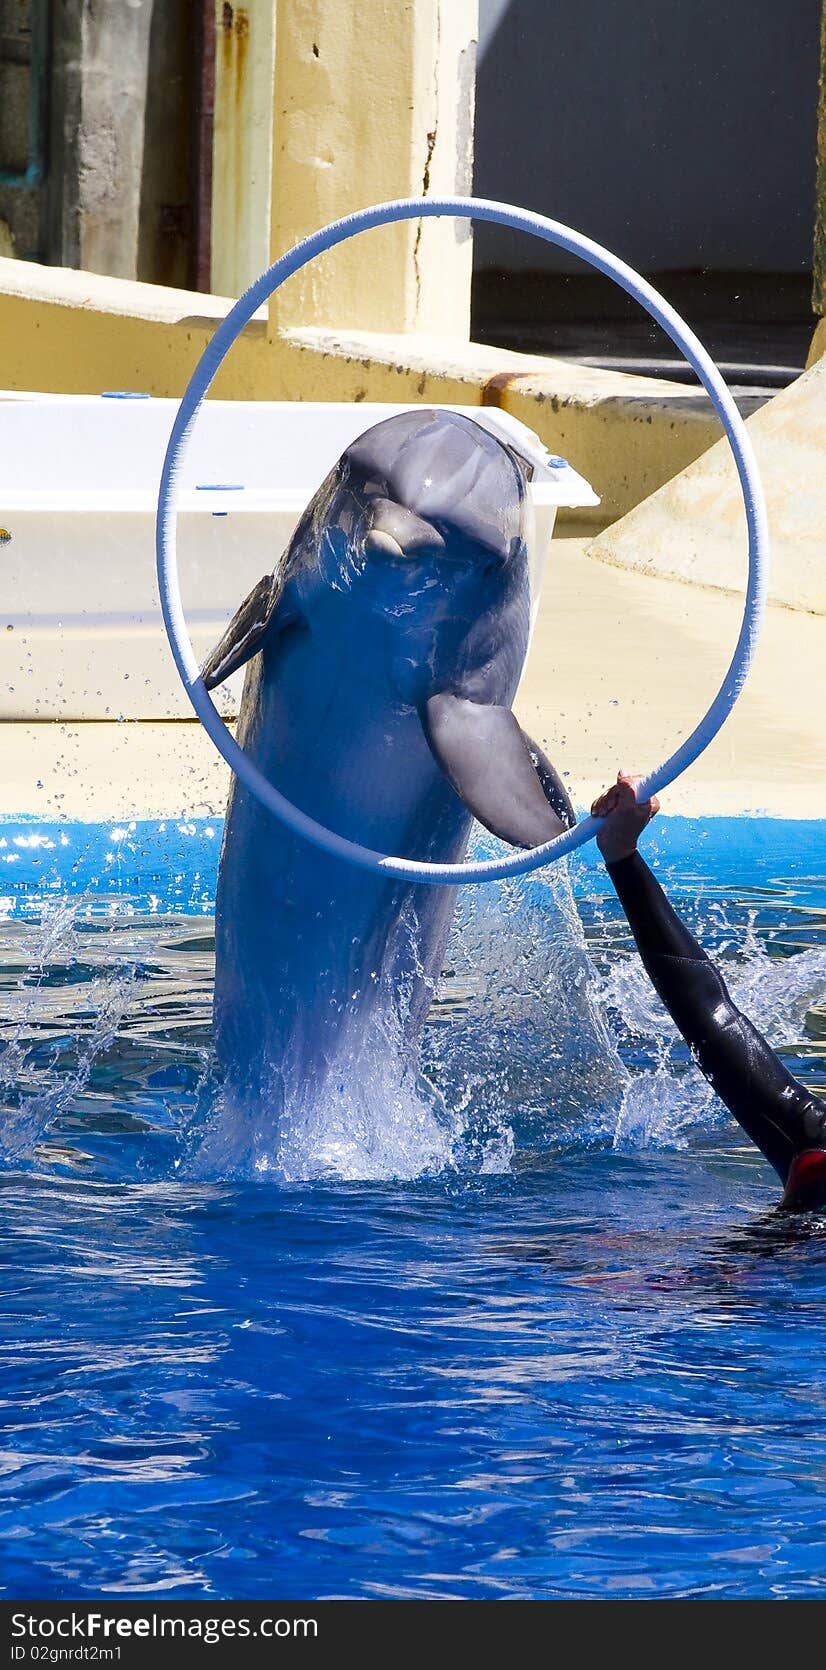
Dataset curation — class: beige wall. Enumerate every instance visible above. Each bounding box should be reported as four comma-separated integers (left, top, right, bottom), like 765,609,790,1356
0,0,735,520
268,0,476,335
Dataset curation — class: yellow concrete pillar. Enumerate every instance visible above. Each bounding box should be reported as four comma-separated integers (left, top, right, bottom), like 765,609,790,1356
268,0,478,337
211,0,278,297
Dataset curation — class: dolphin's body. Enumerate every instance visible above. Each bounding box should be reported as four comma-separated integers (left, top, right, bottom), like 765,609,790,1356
202,410,573,1156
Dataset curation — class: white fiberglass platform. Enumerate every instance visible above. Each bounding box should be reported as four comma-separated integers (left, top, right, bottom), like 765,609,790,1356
0,393,598,721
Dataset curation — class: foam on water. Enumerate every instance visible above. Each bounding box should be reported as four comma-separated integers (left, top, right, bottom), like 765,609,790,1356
190,1058,457,1186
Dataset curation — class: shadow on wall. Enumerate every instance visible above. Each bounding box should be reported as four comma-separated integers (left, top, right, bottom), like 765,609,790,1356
473,0,821,277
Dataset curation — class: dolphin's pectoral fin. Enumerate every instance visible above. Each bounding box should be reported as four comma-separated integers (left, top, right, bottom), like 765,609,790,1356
201,570,286,689
423,693,575,849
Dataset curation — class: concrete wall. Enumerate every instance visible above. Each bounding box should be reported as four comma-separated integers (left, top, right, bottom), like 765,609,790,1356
474,0,822,276
73,0,154,277
2,0,156,277
0,0,41,260
1,0,197,283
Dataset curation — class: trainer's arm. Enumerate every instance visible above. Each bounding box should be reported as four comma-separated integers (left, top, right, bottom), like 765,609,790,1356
590,773,826,1207
605,846,826,1189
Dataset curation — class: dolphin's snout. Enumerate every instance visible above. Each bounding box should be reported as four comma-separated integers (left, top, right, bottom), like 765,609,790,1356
364,497,446,562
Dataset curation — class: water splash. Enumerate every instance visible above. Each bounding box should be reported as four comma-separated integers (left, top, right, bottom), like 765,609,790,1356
428,855,627,1152
2,852,825,1185
592,903,826,1152
0,902,138,1160
186,1052,458,1186
181,850,628,1184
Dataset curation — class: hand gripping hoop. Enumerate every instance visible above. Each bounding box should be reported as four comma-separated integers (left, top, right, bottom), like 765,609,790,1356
156,196,769,887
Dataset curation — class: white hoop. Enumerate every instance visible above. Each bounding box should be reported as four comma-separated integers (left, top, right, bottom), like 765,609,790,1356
156,196,768,887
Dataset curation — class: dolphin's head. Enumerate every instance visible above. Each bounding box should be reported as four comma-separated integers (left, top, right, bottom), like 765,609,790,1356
303,411,534,710
332,408,530,574
204,411,534,704
202,411,574,848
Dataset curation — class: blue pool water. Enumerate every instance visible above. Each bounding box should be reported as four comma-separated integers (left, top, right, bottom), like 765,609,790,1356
1,818,825,1598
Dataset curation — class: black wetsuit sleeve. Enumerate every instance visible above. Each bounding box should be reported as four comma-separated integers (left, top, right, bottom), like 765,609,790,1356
606,851,826,1185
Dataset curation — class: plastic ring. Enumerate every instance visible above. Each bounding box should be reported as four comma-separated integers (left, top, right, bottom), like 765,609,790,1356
156,196,768,887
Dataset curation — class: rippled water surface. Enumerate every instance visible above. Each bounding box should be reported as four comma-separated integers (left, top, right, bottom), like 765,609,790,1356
1,819,826,1598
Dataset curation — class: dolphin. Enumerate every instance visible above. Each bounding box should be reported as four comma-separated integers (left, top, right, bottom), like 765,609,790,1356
200,408,575,1165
